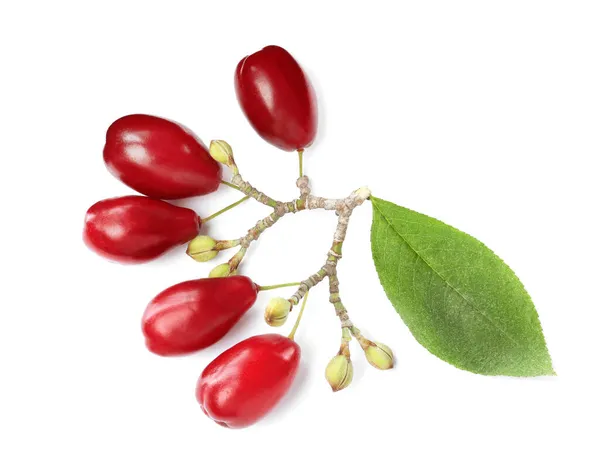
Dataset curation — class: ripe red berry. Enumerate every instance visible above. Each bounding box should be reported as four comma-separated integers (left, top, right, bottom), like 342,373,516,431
235,46,317,151
196,334,301,428
83,195,199,263
143,276,258,356
103,114,222,200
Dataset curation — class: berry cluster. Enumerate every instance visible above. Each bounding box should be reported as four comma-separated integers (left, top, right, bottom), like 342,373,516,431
84,45,393,429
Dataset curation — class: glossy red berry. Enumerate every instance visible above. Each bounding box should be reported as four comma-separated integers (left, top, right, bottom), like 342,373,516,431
143,276,258,356
103,114,222,200
235,45,317,151
83,195,199,263
196,334,301,428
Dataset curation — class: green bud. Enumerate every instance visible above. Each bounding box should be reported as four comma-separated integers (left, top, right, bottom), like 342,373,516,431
208,263,231,278
364,341,394,370
187,236,218,262
209,140,233,165
325,354,353,392
264,297,292,327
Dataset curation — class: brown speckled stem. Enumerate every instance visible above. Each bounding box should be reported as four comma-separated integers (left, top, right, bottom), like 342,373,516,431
229,173,369,256
224,171,368,333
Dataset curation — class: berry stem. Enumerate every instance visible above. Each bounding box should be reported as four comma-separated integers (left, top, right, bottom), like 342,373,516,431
288,291,309,341
203,196,250,222
258,282,302,291
298,149,304,178
220,180,242,190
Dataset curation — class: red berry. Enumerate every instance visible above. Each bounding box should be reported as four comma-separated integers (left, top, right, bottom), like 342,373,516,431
143,276,258,356
103,114,222,200
83,195,199,263
196,334,301,428
235,46,317,151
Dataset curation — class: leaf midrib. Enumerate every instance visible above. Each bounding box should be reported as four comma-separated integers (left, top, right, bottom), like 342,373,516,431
372,199,520,346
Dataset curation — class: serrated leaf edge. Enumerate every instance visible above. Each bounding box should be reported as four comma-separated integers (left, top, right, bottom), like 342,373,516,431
370,196,555,377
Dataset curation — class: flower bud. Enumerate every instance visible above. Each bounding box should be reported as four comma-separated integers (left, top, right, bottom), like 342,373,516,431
364,341,394,370
325,354,353,392
209,140,233,165
264,297,292,327
209,263,231,278
353,186,371,200
187,236,218,262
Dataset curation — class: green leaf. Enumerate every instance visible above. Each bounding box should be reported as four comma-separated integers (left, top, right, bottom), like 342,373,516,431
370,196,554,377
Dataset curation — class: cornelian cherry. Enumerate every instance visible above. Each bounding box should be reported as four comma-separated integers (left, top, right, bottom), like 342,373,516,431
83,195,199,263
103,114,222,200
235,46,317,151
143,276,258,356
196,334,301,428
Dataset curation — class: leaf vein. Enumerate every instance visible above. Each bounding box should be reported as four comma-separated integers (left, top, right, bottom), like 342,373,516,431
372,200,520,346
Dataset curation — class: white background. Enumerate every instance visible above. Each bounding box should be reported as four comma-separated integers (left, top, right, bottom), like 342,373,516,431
1,1,599,468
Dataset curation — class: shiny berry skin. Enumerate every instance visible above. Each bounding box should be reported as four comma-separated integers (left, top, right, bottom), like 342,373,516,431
235,46,317,151
196,334,301,428
103,114,222,200
83,196,200,264
143,276,258,356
